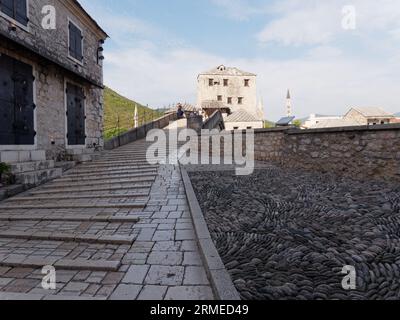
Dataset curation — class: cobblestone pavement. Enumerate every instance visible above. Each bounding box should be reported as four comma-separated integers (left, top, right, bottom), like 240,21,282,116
0,134,214,300
190,167,400,300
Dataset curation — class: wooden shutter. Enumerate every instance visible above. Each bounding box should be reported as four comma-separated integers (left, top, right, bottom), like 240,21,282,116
13,58,35,145
1,0,14,18
0,53,34,145
0,53,15,145
15,0,28,26
66,83,85,145
69,22,83,61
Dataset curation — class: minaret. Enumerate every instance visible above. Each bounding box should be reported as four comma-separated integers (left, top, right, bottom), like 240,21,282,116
286,89,292,117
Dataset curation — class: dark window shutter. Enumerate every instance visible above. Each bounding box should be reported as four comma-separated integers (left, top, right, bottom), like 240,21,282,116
0,53,15,145
75,28,83,61
15,0,28,26
69,23,76,58
0,53,34,145
69,22,83,61
1,0,14,18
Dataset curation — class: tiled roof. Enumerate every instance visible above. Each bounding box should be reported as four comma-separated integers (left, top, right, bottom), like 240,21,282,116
351,107,394,118
201,100,228,109
166,103,200,113
199,65,256,77
309,119,358,129
225,110,260,123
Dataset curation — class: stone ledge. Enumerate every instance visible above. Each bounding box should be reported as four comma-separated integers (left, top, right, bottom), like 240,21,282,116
0,230,137,245
0,203,146,210
285,123,400,135
180,166,241,301
0,215,140,223
0,259,121,272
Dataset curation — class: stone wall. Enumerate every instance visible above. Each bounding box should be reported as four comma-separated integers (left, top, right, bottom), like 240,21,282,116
0,0,105,162
280,125,400,180
0,39,104,161
0,0,107,86
204,125,400,181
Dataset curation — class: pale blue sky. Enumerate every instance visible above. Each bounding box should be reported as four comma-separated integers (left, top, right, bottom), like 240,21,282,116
80,0,400,120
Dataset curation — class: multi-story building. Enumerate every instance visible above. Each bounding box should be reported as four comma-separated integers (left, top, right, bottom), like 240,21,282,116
197,65,264,130
0,0,107,186
344,107,395,126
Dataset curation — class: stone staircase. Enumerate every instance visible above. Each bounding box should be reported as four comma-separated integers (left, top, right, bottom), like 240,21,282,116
1,150,64,201
0,139,158,298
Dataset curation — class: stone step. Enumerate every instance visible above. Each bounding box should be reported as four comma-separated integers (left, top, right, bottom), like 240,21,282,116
29,185,152,195
67,148,95,156
0,150,46,163
64,168,157,178
0,215,140,223
78,162,152,169
10,160,55,174
0,184,24,201
68,165,159,175
14,168,63,186
55,161,76,172
0,230,137,245
42,178,155,189
74,154,94,163
0,202,146,210
0,258,121,272
8,193,149,202
54,172,156,183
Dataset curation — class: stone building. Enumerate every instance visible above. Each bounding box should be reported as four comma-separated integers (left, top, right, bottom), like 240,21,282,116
197,65,264,130
0,0,107,186
344,107,395,126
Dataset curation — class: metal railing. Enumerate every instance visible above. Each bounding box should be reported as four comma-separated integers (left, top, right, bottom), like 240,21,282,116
103,110,162,141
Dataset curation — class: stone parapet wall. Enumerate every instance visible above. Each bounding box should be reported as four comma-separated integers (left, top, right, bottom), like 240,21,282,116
204,125,400,181
279,125,400,180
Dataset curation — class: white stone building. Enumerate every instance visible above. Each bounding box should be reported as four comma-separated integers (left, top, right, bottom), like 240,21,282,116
197,65,264,130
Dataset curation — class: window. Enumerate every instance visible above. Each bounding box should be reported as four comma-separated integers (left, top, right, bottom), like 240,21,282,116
238,97,243,105
69,21,83,62
209,78,214,86
244,79,250,87
223,79,228,87
247,127,252,130
227,97,232,104
0,0,28,26
233,127,239,130
217,95,222,101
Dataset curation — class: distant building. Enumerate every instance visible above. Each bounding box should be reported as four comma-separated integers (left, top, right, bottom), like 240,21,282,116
304,107,396,129
344,107,395,125
303,114,343,129
197,65,264,130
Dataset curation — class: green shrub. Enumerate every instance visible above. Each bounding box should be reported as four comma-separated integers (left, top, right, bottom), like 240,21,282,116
0,162,10,174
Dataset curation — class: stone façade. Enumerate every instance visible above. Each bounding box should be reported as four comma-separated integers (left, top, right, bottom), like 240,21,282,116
0,0,107,162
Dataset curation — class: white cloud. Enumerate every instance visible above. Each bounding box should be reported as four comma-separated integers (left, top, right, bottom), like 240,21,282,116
104,43,400,121
256,0,400,46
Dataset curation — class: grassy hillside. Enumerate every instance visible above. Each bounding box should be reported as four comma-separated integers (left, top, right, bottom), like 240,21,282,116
264,120,275,128
104,87,163,140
